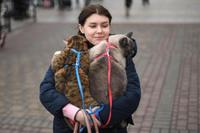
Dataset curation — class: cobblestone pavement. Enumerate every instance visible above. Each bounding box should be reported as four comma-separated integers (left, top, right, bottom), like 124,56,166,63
0,23,199,133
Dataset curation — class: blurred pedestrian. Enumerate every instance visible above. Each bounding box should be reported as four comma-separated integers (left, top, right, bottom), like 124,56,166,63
142,0,149,5
85,0,91,6
76,0,79,7
0,0,2,33
58,0,72,10
12,0,30,20
42,0,54,8
0,0,7,48
125,0,132,17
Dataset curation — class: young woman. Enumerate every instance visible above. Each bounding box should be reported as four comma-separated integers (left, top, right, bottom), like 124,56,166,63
40,4,141,133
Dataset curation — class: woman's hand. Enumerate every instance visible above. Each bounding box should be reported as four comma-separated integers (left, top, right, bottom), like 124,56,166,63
87,107,102,127
75,109,101,127
75,109,86,125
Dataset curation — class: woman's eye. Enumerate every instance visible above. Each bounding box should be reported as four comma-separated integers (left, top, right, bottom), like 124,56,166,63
89,25,96,28
102,24,108,28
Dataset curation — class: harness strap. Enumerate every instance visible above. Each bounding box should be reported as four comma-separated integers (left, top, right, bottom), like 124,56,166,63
93,41,117,128
71,48,87,110
70,48,100,133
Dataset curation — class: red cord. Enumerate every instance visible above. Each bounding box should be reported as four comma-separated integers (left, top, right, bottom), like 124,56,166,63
94,41,117,128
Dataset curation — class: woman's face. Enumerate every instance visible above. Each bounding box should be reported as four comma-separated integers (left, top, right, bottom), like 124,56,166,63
79,14,110,45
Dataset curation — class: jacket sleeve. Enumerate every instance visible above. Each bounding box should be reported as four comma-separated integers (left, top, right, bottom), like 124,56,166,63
99,57,141,126
39,66,70,118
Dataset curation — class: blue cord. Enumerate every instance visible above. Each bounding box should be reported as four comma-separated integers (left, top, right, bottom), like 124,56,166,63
71,48,104,132
71,48,86,110
71,48,87,133
89,104,104,121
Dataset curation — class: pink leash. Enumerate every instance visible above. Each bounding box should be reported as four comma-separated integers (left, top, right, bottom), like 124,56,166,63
94,41,117,128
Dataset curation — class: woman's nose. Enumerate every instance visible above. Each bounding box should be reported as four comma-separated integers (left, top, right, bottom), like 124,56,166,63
97,26,103,33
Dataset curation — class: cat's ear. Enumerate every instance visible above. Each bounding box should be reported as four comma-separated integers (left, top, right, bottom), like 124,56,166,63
63,39,70,48
64,36,73,48
126,32,133,38
63,40,68,45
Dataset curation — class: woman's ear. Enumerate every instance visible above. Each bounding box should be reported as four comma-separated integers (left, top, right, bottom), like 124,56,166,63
79,24,84,34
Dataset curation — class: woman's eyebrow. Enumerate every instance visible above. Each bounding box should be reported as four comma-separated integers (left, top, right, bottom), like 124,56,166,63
101,21,109,24
89,22,97,25
89,21,109,25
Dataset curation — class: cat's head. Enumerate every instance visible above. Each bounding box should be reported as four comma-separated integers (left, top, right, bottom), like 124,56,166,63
109,32,137,58
63,35,88,51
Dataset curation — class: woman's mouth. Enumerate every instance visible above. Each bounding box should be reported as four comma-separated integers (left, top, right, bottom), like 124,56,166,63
95,37,105,40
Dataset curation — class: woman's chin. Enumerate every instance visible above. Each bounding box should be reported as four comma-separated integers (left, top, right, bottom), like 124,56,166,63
93,39,106,45
92,41,101,45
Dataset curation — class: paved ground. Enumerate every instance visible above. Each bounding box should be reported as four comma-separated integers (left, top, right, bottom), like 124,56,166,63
0,0,200,133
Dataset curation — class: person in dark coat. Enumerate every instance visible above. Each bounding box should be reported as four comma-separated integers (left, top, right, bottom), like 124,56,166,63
125,0,132,17
142,0,150,5
40,4,141,133
0,0,7,48
12,0,30,20
58,0,71,10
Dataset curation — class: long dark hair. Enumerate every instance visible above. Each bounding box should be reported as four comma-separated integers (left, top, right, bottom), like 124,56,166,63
78,4,112,35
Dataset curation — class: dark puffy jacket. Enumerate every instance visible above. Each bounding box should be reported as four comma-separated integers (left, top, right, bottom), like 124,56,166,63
40,41,141,133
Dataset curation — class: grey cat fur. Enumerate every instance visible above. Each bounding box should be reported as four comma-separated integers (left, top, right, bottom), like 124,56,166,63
89,32,136,104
